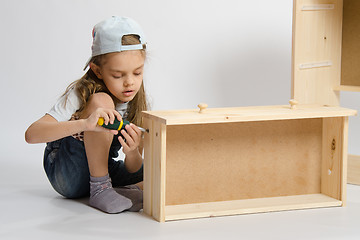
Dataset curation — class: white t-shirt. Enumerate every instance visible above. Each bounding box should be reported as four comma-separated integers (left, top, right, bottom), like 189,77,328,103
47,87,128,122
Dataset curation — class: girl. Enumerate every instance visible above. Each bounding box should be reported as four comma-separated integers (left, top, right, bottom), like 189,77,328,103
25,16,147,214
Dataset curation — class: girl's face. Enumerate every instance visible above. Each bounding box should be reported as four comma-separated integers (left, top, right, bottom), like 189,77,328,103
93,50,145,103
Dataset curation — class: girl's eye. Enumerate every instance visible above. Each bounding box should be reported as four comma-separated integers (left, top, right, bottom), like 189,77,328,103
134,72,142,76
113,75,122,79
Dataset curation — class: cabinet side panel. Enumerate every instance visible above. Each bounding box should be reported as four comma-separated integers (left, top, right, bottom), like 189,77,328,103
321,117,344,200
166,119,322,205
341,0,360,87
143,117,153,216
292,0,342,105
348,154,360,185
151,122,166,222
341,117,348,205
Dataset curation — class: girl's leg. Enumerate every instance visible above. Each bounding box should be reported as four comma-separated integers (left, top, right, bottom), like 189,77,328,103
81,93,114,178
80,92,132,213
43,136,91,199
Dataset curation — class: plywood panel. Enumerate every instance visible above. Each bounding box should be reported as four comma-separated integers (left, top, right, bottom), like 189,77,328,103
165,119,323,206
341,0,360,87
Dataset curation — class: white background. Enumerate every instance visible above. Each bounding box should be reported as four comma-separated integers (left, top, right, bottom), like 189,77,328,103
1,1,360,239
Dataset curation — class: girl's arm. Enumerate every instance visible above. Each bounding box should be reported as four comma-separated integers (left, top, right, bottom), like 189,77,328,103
25,114,86,144
25,108,121,144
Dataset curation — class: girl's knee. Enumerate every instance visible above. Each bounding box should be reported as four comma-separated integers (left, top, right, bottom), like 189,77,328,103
46,137,91,198
87,92,115,110
82,92,115,117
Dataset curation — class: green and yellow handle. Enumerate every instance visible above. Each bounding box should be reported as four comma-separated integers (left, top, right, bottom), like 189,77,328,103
97,118,148,132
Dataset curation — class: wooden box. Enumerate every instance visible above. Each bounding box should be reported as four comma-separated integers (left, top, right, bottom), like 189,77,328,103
142,104,356,222
292,0,360,106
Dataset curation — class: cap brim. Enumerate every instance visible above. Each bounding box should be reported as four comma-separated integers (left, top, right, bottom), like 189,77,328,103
83,57,92,71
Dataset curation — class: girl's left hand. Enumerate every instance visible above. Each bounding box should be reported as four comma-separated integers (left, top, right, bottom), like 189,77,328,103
118,123,142,156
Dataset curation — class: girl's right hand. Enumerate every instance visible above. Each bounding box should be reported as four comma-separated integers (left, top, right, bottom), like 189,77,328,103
85,108,122,134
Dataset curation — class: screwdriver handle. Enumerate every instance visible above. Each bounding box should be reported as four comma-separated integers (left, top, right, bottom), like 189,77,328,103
97,118,130,131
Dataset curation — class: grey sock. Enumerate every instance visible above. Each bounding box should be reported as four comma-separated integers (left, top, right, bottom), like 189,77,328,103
89,174,132,214
115,185,143,212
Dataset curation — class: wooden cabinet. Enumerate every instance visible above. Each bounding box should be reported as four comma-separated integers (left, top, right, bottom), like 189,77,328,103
292,0,360,185
292,0,360,106
142,104,356,222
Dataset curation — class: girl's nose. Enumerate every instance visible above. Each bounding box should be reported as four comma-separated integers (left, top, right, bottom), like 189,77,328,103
123,76,135,86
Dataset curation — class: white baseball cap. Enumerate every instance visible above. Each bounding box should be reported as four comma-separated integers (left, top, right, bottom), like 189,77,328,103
84,16,146,70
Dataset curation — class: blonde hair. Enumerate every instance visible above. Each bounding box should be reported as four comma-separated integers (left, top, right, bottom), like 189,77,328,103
64,34,148,126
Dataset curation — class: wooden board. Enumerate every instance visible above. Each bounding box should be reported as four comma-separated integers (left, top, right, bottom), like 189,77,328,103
333,85,360,92
152,122,166,222
142,117,153,216
165,194,342,221
348,154,360,185
142,118,167,222
341,0,360,87
321,117,345,202
142,105,356,125
165,119,323,205
292,0,343,105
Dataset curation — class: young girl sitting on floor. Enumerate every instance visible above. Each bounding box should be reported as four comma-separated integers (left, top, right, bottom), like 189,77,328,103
25,16,147,214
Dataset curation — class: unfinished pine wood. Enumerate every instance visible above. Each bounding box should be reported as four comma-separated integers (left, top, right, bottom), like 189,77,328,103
321,117,344,201
341,117,349,205
142,105,356,221
292,0,359,189
165,119,322,205
151,122,167,222
341,0,360,87
142,117,153,216
348,154,360,185
333,85,360,92
142,105,356,125
289,99,299,109
198,103,208,113
292,0,342,105
164,194,342,221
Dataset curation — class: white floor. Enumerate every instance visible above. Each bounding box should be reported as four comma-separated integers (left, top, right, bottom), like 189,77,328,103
1,161,360,240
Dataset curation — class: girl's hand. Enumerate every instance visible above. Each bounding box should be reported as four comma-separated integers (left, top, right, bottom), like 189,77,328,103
118,123,142,156
85,108,122,135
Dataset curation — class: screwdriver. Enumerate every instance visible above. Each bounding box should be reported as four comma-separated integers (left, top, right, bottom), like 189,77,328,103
97,117,148,132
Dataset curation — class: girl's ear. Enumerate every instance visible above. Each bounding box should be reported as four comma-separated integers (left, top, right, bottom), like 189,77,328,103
90,63,102,79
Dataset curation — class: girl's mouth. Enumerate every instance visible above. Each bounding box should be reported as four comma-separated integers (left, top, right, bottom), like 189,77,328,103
123,90,134,97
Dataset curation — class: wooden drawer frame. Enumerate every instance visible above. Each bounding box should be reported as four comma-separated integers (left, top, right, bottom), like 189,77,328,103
142,105,356,222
